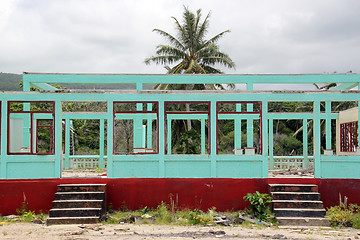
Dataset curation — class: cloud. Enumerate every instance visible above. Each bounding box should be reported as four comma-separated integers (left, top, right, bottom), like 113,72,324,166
0,0,360,74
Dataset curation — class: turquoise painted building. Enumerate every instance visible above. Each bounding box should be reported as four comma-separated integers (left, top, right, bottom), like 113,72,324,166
1,73,360,179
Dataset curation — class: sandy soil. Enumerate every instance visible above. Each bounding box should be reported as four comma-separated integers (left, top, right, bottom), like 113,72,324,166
0,222,359,240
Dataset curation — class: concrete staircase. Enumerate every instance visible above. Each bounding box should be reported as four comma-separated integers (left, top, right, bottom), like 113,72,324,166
47,184,106,225
269,184,330,226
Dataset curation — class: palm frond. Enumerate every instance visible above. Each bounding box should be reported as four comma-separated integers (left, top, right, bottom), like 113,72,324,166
155,45,187,58
144,55,182,65
204,30,231,45
152,29,185,50
202,56,235,69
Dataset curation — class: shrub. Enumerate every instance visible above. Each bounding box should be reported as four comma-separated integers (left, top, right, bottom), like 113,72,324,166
326,203,360,227
351,214,360,229
243,191,272,221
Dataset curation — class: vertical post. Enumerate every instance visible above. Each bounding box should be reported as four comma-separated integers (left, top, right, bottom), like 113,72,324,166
358,101,360,149
325,101,332,150
234,104,242,150
167,118,172,154
303,119,309,168
247,84,254,148
313,101,321,178
269,119,274,169
210,100,217,177
134,83,144,151
64,119,70,169
99,118,105,169
262,101,268,178
147,103,153,150
107,100,114,177
54,100,62,178
0,101,8,178
201,118,205,154
22,77,31,148
158,101,165,177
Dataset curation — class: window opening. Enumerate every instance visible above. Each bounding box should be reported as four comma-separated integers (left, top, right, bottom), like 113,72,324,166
8,101,55,155
217,101,262,154
164,101,210,155
113,101,158,154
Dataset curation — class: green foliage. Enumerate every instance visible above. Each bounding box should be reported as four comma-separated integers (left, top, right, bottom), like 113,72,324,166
351,214,360,229
22,211,36,222
188,207,216,225
243,191,272,221
155,202,173,224
176,129,201,154
16,202,29,215
326,203,360,227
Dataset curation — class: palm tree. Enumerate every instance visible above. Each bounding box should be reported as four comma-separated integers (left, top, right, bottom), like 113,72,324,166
145,6,235,90
145,7,235,146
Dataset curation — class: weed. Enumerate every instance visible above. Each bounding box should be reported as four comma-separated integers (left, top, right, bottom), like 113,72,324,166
102,217,119,224
141,206,150,214
155,202,173,224
107,203,114,214
22,211,36,222
243,191,272,221
16,202,28,215
120,201,128,212
351,214,360,229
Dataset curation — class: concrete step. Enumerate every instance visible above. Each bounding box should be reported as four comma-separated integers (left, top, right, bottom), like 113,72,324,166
274,208,326,218
52,199,103,209
55,192,105,200
49,208,102,218
272,200,324,209
57,184,106,192
277,217,330,226
271,192,320,201
46,216,100,225
269,184,318,193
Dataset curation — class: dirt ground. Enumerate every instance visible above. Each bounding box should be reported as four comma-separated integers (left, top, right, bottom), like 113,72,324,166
1,222,359,240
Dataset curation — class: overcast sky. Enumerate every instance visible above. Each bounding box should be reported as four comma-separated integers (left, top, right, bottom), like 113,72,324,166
1,0,360,75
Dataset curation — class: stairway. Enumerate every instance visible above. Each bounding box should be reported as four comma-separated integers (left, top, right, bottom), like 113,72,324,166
269,184,330,226
47,184,106,225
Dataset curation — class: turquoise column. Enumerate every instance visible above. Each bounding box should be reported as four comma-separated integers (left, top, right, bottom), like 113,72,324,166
247,83,254,148
64,119,70,169
358,101,360,149
0,101,8,178
234,104,242,151
325,101,332,150
201,118,205,154
166,118,172,154
54,100,62,178
313,101,321,178
22,79,31,150
147,103,153,150
210,100,217,177
158,101,165,177
107,100,114,178
269,119,274,169
134,83,144,151
261,101,268,178
303,119,309,168
99,118,105,168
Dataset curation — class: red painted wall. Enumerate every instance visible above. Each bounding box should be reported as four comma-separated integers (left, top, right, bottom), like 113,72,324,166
0,178,359,216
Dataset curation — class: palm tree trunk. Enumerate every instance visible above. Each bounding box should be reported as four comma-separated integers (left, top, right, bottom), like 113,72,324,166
186,103,192,131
